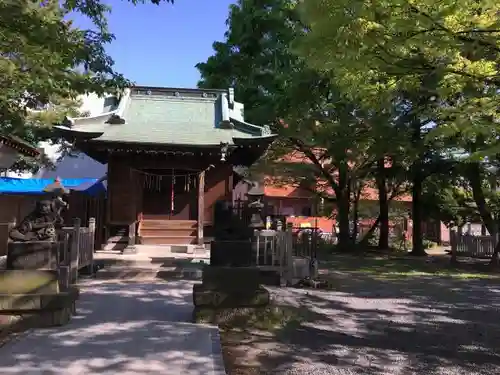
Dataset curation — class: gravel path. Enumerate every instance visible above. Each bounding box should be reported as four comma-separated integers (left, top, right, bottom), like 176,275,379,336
255,273,500,375
0,279,225,375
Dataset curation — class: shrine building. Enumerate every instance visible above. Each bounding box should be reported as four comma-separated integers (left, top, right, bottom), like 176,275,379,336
56,87,276,246
0,135,40,171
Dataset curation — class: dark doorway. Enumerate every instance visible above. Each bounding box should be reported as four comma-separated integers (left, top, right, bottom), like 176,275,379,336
141,169,198,219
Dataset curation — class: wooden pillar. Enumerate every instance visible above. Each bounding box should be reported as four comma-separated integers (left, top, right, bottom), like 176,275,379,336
88,217,96,275
197,170,205,245
71,218,81,284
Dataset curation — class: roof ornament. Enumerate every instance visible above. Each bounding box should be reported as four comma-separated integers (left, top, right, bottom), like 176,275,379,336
261,125,272,136
106,114,125,125
219,120,234,129
61,116,75,128
219,92,234,129
220,142,229,162
228,87,235,108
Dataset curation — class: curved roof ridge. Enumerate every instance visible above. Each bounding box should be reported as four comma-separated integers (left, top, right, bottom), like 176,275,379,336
63,89,130,127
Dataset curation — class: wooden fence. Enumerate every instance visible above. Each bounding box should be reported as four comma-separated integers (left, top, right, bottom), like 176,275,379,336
58,217,96,288
0,222,15,256
449,230,496,259
64,191,106,250
253,224,317,285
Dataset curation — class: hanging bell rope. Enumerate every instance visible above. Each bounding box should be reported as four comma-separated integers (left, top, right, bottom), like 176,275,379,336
131,167,199,179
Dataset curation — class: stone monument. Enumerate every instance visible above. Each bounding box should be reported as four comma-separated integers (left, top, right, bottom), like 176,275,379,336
193,179,271,324
7,178,69,270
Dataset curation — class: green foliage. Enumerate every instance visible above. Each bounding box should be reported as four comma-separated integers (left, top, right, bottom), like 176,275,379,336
198,0,414,250
298,0,500,155
197,0,319,125
422,174,476,227
0,0,173,169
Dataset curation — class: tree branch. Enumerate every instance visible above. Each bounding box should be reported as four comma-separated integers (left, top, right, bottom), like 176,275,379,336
290,136,340,192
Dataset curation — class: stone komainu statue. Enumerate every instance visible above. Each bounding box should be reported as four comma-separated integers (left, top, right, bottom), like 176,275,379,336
9,197,68,242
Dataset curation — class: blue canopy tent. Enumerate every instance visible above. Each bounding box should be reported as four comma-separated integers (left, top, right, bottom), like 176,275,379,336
0,177,107,196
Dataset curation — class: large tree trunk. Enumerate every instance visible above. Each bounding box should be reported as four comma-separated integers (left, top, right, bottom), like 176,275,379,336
376,158,389,249
466,162,496,235
336,191,351,250
465,162,500,266
490,242,500,266
409,117,426,256
352,198,359,242
336,163,352,250
351,180,363,243
410,169,426,256
358,215,381,246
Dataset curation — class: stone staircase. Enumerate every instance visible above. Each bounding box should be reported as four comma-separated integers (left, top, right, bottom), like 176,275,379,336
103,226,129,251
92,246,209,280
139,218,198,245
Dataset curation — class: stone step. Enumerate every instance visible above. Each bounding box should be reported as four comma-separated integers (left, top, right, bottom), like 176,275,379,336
107,236,128,243
140,228,197,237
141,218,197,226
102,242,128,251
94,266,203,280
139,235,197,245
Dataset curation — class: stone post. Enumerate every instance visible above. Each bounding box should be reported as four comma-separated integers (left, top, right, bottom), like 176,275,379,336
71,218,81,284
88,217,96,275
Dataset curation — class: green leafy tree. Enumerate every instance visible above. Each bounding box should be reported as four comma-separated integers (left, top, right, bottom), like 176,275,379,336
198,0,417,251
196,0,309,125
0,0,174,169
296,0,500,255
197,0,358,249
298,0,500,143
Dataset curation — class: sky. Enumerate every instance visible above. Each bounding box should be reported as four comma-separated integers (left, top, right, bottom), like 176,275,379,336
72,0,235,88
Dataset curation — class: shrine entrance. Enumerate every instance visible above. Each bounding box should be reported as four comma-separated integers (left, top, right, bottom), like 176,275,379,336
141,169,198,220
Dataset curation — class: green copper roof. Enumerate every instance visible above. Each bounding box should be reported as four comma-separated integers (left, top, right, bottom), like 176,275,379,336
57,87,274,147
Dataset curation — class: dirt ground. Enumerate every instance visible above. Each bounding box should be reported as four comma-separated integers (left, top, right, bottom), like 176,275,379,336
221,269,500,375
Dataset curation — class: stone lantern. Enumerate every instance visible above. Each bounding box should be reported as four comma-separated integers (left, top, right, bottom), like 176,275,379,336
247,182,265,230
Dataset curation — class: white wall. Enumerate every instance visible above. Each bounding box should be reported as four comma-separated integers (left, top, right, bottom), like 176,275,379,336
7,93,114,178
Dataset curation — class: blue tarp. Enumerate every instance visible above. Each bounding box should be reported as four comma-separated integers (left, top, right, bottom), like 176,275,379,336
0,177,106,195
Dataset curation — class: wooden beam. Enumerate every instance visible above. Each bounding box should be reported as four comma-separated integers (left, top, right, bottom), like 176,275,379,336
197,170,205,245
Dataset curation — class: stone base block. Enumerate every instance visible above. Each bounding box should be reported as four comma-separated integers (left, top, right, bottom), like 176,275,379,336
0,286,80,334
210,240,253,267
192,283,269,308
0,286,79,312
0,270,60,294
0,304,75,332
202,266,260,292
121,246,138,254
258,270,281,286
193,305,290,326
7,241,60,270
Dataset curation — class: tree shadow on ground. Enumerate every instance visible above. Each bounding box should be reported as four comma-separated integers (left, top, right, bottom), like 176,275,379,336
0,279,224,375
223,273,500,374
319,253,499,278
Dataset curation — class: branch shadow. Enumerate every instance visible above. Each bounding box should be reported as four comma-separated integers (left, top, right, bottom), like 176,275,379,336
0,279,224,375
229,273,500,374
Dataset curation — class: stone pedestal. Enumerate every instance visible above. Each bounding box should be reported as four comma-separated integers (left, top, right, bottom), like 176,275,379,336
210,240,253,267
202,266,260,292
121,245,138,254
192,266,271,324
193,283,269,308
7,241,59,270
0,270,80,333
